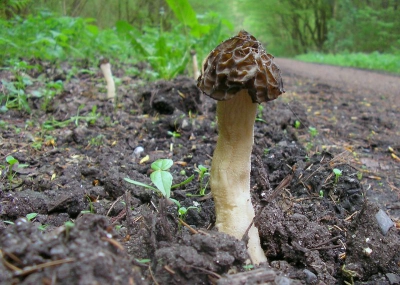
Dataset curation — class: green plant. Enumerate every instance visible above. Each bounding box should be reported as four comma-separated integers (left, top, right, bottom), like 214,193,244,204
64,220,75,237
333,168,342,184
319,190,324,198
294,120,301,129
255,104,266,123
195,164,209,196
81,195,95,214
31,80,64,111
167,131,181,138
308,126,318,138
42,105,100,130
89,134,105,147
124,158,194,207
4,155,28,183
176,202,199,220
26,212,38,221
38,224,49,231
295,52,400,74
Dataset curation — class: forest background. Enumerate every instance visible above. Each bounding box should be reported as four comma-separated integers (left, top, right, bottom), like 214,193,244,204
0,0,399,79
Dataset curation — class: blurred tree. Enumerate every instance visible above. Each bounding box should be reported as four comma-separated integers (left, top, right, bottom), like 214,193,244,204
235,0,335,55
0,0,31,19
235,0,399,55
326,0,400,53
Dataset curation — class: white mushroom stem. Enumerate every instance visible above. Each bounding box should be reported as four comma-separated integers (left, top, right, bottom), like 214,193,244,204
211,89,267,264
100,62,116,100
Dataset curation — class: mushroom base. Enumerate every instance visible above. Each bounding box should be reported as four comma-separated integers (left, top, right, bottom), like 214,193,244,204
211,89,267,264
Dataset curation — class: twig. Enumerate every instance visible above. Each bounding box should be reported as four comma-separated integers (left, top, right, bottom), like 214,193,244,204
148,265,160,285
125,191,133,235
106,195,123,216
13,258,75,277
178,218,198,234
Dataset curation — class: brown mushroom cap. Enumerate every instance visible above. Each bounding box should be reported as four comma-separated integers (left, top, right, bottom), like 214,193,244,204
197,30,285,104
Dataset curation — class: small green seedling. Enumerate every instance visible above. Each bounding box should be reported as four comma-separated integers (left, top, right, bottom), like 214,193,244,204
308,126,318,138
294,120,301,129
124,159,194,200
333,168,342,184
174,200,200,220
243,264,255,271
38,224,49,231
26,213,38,221
5,155,28,183
136,259,151,264
319,190,324,198
64,221,75,238
195,165,210,196
255,105,267,123
167,131,181,138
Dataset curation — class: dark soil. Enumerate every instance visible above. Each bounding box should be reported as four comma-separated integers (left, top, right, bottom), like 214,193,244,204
0,59,399,285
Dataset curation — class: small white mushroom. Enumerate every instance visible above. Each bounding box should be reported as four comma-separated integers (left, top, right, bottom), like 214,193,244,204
99,58,116,100
191,50,200,80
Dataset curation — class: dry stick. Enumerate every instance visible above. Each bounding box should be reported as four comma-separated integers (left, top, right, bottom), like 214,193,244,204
13,258,75,277
309,236,341,249
106,195,123,216
178,218,198,234
124,191,133,235
148,265,160,285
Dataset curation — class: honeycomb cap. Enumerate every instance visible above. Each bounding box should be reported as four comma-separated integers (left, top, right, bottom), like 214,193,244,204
197,30,284,104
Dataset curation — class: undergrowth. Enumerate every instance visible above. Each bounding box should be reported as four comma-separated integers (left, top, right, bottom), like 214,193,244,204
295,52,400,74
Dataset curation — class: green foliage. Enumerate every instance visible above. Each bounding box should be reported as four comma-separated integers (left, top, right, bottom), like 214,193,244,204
1,0,232,80
295,52,400,74
326,1,400,54
333,168,343,184
0,60,36,113
0,0,32,19
235,0,399,57
115,7,232,80
0,11,132,64
42,105,100,130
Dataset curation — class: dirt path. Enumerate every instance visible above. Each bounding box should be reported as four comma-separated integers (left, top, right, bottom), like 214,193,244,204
277,58,400,102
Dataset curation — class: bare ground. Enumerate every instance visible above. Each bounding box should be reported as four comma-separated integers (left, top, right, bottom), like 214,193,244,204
0,58,399,284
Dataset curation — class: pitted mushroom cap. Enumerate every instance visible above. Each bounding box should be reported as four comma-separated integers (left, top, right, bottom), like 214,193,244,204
197,30,284,104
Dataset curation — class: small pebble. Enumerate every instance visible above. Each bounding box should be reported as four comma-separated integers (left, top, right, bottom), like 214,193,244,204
303,269,317,284
386,273,400,285
375,209,394,235
133,146,144,158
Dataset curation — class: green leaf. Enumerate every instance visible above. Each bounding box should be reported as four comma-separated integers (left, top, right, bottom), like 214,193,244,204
6,156,18,165
26,213,38,221
124,178,158,192
165,0,199,30
169,198,181,207
151,159,173,171
150,170,173,198
86,25,99,36
172,174,195,189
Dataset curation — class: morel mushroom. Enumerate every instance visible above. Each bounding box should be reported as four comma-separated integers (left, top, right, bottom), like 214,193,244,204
197,30,284,264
